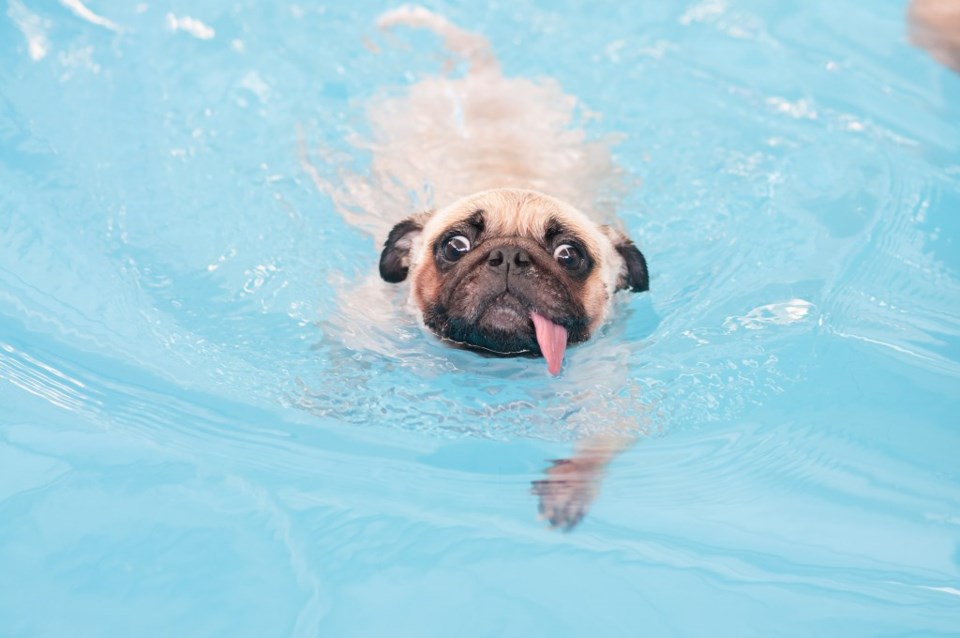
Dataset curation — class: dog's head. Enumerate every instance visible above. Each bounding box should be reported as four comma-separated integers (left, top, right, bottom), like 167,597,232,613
379,189,648,374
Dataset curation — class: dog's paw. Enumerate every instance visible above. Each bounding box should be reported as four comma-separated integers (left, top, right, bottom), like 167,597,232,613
531,458,601,531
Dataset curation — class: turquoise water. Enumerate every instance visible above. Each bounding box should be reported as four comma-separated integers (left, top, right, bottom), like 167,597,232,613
2,1,960,636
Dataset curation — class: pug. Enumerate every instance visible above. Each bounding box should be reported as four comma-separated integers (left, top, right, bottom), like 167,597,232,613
378,188,648,376
304,6,650,529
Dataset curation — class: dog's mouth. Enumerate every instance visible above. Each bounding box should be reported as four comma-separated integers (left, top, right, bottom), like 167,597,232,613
436,293,575,375
476,292,530,334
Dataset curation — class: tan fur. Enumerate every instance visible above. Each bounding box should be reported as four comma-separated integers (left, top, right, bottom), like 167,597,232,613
411,258,443,314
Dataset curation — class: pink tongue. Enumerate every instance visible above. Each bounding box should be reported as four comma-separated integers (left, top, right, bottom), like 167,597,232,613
530,312,568,376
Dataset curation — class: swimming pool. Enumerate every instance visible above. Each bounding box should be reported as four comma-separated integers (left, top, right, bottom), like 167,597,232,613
2,0,959,635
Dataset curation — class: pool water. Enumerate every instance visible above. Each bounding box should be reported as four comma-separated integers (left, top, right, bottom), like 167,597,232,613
2,1,959,636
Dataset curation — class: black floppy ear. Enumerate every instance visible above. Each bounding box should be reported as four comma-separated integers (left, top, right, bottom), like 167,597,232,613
379,212,432,283
603,226,649,293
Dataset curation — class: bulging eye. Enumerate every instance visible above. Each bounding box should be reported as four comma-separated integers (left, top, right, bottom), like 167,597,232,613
553,243,583,270
441,235,471,261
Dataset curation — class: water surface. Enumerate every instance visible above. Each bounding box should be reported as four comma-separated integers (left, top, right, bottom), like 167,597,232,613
1,1,959,636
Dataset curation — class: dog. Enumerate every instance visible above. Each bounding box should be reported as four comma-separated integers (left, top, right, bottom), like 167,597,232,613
302,6,650,529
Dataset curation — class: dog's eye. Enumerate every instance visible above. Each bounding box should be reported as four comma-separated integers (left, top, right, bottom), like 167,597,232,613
553,244,583,270
441,235,471,261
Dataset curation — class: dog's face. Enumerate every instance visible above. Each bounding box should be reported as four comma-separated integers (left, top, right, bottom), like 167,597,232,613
379,189,648,374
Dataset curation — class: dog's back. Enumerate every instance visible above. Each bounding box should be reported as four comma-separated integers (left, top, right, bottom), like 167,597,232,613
305,7,627,241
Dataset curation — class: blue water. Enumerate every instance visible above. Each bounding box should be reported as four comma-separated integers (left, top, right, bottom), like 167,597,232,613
2,1,959,636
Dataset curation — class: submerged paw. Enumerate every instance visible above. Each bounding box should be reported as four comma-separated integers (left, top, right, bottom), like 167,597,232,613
531,458,601,531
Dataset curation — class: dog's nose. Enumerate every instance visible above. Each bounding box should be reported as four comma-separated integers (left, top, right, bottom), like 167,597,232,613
487,246,532,271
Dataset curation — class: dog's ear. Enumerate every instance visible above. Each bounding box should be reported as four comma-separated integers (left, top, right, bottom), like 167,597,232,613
602,226,649,293
379,211,433,283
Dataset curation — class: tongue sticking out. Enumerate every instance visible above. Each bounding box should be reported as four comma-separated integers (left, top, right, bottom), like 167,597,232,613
530,312,568,376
